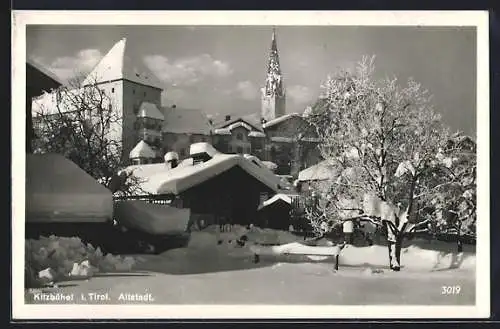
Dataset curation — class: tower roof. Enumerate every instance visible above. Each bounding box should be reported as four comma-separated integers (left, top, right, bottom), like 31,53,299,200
264,28,285,97
83,38,164,90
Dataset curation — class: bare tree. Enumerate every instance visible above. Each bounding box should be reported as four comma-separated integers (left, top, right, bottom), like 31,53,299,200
31,76,144,196
304,56,471,271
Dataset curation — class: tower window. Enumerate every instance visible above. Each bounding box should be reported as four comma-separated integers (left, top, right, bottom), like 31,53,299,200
236,133,243,140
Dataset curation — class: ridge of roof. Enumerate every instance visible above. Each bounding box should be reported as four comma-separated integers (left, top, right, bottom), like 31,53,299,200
82,38,164,90
262,112,301,129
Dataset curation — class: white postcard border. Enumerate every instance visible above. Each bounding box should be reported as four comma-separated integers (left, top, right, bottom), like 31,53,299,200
11,10,490,320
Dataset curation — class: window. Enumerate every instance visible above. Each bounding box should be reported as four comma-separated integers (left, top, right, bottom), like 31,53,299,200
236,133,243,140
133,89,136,95
111,88,115,93
144,91,146,97
237,146,243,154
172,135,177,142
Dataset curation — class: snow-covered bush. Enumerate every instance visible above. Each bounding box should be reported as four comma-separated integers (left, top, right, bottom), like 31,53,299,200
25,235,136,288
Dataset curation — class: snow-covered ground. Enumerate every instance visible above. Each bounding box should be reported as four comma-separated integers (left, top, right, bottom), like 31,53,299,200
25,230,475,305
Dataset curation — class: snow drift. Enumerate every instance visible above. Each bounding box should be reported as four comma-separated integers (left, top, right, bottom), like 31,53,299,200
176,226,476,272
26,154,113,223
114,200,190,235
26,236,136,288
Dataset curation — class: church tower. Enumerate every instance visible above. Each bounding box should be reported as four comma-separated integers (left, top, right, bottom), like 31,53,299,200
261,28,286,122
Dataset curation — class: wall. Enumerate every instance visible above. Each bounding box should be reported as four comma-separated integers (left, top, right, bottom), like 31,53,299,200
121,80,162,163
227,126,252,154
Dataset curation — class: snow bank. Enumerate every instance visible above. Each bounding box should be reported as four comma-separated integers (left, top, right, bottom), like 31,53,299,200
26,236,137,288
114,200,190,235
339,244,476,271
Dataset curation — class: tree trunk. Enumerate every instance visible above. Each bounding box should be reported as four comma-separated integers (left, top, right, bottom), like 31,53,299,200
387,237,402,271
456,223,463,253
385,221,402,271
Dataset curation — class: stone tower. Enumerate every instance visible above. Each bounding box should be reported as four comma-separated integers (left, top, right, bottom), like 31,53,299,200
261,28,286,123
82,38,164,163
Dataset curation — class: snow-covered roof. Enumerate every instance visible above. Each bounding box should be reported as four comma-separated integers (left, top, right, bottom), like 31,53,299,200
248,131,266,138
121,158,192,179
214,128,232,135
137,102,164,120
298,160,337,182
26,154,112,223
257,193,295,210
132,153,281,195
212,116,263,132
162,106,212,135
82,38,164,90
227,121,253,131
243,154,267,168
27,58,63,87
270,136,293,143
164,151,179,162
129,140,156,159
262,113,301,129
190,142,219,158
262,161,278,171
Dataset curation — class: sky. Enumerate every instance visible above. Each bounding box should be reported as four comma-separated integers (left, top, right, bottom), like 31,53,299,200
27,25,477,136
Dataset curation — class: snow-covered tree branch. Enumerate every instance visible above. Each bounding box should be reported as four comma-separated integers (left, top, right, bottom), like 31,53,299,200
303,56,475,270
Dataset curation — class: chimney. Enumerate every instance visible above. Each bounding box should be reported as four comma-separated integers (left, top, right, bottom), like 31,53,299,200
225,115,231,121
164,151,179,169
190,142,219,164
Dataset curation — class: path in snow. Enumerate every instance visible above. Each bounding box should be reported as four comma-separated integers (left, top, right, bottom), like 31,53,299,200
25,261,474,305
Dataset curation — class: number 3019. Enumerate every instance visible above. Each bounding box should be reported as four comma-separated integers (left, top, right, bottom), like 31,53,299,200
442,285,461,294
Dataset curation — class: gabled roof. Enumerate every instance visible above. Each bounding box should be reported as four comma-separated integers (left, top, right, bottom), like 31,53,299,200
298,160,337,182
162,106,212,135
262,113,301,129
128,149,281,195
153,154,281,195
213,116,263,132
129,140,156,159
257,193,295,211
137,102,164,120
82,38,164,90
